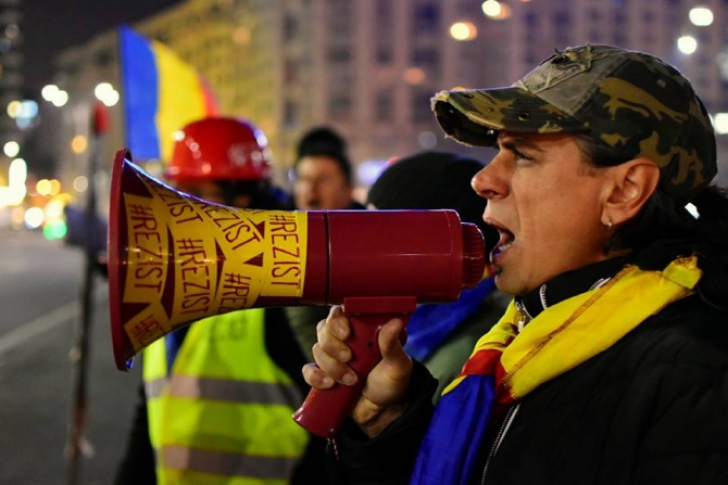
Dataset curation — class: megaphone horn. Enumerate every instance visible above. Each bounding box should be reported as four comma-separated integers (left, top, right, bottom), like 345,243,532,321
108,149,487,436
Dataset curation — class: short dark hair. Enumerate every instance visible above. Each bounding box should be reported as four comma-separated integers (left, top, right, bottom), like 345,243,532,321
576,133,728,253
294,126,353,183
296,127,347,158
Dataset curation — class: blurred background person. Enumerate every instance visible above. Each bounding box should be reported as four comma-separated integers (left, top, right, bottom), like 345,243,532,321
115,117,324,485
286,126,365,356
366,151,508,397
292,126,363,211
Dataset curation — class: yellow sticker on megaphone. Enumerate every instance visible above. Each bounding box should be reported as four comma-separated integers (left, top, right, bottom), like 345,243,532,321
120,176,309,352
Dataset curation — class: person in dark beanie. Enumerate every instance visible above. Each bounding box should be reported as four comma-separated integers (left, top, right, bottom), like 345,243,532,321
367,151,497,248
367,151,508,398
292,126,364,211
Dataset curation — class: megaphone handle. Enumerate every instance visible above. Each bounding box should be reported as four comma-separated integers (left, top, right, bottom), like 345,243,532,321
293,297,416,439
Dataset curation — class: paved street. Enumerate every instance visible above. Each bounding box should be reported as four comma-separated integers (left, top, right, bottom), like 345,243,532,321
0,229,142,484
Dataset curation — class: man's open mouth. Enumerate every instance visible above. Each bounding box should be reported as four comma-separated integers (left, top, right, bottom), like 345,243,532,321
488,220,515,261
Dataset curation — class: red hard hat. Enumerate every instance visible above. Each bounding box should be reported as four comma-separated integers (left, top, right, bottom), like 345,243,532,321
165,117,273,181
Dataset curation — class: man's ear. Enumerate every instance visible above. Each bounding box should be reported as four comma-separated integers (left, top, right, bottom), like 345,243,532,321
602,158,660,227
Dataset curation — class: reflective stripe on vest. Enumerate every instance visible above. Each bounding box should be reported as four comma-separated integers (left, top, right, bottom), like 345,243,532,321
162,445,299,480
143,309,309,484
144,338,168,455
146,374,302,405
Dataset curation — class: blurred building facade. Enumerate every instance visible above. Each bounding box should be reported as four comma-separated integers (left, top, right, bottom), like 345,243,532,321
0,0,22,130
0,0,22,185
501,0,728,114
132,0,517,177
41,31,120,216
46,0,728,198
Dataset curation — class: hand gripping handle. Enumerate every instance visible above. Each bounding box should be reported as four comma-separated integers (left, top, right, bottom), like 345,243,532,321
292,297,416,438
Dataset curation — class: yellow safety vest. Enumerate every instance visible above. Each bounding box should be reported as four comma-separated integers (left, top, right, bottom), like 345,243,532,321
143,309,309,485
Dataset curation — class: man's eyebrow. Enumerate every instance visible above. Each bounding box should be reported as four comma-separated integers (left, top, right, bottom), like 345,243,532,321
499,136,545,153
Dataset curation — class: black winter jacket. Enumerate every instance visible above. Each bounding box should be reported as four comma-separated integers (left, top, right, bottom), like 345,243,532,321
331,245,728,485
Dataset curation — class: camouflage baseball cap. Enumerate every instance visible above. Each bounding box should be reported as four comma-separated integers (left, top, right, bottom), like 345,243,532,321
432,44,716,204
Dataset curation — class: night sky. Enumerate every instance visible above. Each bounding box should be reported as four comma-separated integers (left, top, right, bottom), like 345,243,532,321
23,0,183,92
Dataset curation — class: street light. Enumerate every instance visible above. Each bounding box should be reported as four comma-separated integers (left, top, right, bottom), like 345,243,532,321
450,22,477,41
36,178,51,196
73,176,88,193
71,135,88,154
8,158,26,186
6,158,26,206
49,179,61,196
713,113,728,135
41,84,68,106
6,100,20,118
3,140,19,157
94,82,119,107
24,206,44,229
12,100,39,131
51,90,69,107
677,36,698,55
481,0,511,20
41,84,59,102
689,7,714,27
404,67,426,85
482,0,502,17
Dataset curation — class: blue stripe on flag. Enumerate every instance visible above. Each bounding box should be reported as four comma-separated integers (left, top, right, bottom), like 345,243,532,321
120,26,161,160
410,374,495,485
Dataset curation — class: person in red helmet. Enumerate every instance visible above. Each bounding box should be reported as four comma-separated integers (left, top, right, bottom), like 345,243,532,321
115,117,323,485
165,116,293,209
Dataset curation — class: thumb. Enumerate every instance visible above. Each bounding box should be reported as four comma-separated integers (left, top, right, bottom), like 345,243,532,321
378,318,411,371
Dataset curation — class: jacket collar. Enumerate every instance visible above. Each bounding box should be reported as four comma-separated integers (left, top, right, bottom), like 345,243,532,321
516,254,633,321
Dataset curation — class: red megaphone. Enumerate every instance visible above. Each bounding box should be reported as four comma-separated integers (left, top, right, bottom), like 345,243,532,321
108,149,487,437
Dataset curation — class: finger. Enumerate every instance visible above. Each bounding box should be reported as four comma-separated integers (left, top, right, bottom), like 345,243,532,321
316,318,327,342
327,306,351,340
316,314,353,363
302,363,335,389
312,343,358,386
320,330,352,363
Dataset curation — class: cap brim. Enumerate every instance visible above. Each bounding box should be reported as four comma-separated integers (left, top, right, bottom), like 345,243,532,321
432,87,585,147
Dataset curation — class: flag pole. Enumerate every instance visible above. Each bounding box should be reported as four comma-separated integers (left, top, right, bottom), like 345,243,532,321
66,101,109,485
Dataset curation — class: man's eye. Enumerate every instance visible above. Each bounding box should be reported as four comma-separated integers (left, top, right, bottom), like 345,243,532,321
513,149,533,162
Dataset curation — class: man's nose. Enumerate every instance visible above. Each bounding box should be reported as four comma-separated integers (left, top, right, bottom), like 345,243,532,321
471,156,508,200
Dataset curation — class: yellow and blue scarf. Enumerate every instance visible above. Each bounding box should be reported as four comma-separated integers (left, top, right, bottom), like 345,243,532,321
410,256,702,484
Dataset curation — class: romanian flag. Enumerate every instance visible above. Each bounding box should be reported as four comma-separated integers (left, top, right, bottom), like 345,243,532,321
119,26,218,161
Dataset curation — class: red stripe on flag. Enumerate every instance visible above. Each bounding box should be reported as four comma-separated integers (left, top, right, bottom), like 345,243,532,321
461,348,504,376
198,76,219,115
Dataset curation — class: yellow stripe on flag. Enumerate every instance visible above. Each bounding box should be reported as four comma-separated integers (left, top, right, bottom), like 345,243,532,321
151,40,209,161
